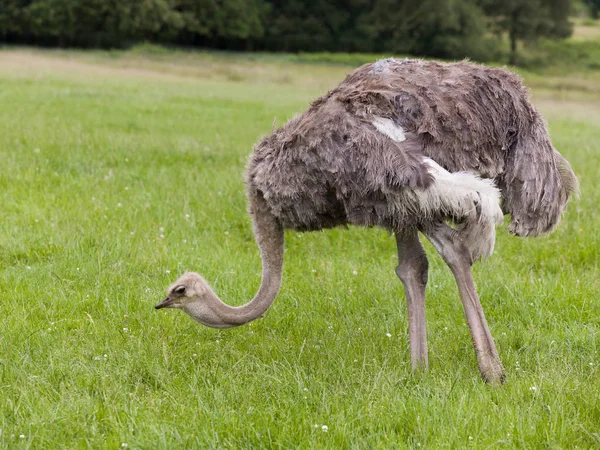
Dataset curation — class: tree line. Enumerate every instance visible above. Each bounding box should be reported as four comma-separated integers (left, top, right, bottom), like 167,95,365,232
0,0,574,63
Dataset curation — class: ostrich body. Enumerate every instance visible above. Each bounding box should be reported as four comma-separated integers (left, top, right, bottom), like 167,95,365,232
156,59,577,383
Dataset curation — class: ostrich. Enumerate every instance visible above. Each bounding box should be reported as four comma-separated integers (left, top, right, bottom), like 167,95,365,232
156,59,577,384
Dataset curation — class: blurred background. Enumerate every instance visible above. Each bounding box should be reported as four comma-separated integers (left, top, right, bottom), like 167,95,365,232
1,0,599,68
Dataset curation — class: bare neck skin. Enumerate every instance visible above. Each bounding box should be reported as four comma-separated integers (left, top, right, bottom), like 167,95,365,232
184,194,284,328
184,256,283,328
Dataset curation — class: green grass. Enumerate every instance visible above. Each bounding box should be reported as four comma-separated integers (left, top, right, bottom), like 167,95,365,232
0,48,599,449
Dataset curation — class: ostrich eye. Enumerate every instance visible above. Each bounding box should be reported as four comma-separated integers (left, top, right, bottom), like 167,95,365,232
174,286,186,295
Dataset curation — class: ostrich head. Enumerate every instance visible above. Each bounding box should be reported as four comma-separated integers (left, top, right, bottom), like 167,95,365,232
155,272,262,328
155,272,242,329
155,272,207,310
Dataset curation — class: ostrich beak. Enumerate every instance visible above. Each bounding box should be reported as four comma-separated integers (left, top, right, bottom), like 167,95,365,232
155,297,174,309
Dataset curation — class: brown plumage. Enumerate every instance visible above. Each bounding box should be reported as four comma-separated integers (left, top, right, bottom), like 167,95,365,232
159,58,577,384
248,58,576,236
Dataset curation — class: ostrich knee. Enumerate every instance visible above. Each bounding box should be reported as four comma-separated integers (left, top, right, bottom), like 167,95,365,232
395,252,429,287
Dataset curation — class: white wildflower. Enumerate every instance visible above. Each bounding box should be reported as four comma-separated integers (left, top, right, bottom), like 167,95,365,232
321,425,328,432
386,333,392,338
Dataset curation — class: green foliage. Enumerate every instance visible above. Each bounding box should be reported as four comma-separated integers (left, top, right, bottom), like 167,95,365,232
259,0,499,60
0,0,575,63
584,0,600,18
216,0,267,41
353,0,492,59
480,0,573,63
0,0,25,37
117,0,186,42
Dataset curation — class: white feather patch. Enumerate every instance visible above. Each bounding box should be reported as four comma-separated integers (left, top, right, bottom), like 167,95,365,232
416,158,504,260
420,159,502,222
372,117,406,142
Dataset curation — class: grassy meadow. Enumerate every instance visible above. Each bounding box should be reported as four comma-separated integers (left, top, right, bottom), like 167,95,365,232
0,47,599,448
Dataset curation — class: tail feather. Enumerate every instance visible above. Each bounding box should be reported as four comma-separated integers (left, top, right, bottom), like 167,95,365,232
555,150,579,199
501,119,577,237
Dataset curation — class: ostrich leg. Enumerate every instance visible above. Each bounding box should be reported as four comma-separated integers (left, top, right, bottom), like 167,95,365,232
395,230,429,371
424,223,506,384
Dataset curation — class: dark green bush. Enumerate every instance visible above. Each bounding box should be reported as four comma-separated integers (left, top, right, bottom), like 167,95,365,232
0,0,583,66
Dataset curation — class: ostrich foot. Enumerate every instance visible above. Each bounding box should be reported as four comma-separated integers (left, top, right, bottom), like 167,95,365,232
477,353,506,385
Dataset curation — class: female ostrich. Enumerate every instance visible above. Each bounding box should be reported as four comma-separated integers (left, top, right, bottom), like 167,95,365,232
156,59,577,384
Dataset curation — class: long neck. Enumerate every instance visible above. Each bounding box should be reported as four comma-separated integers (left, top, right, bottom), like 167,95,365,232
192,190,284,328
